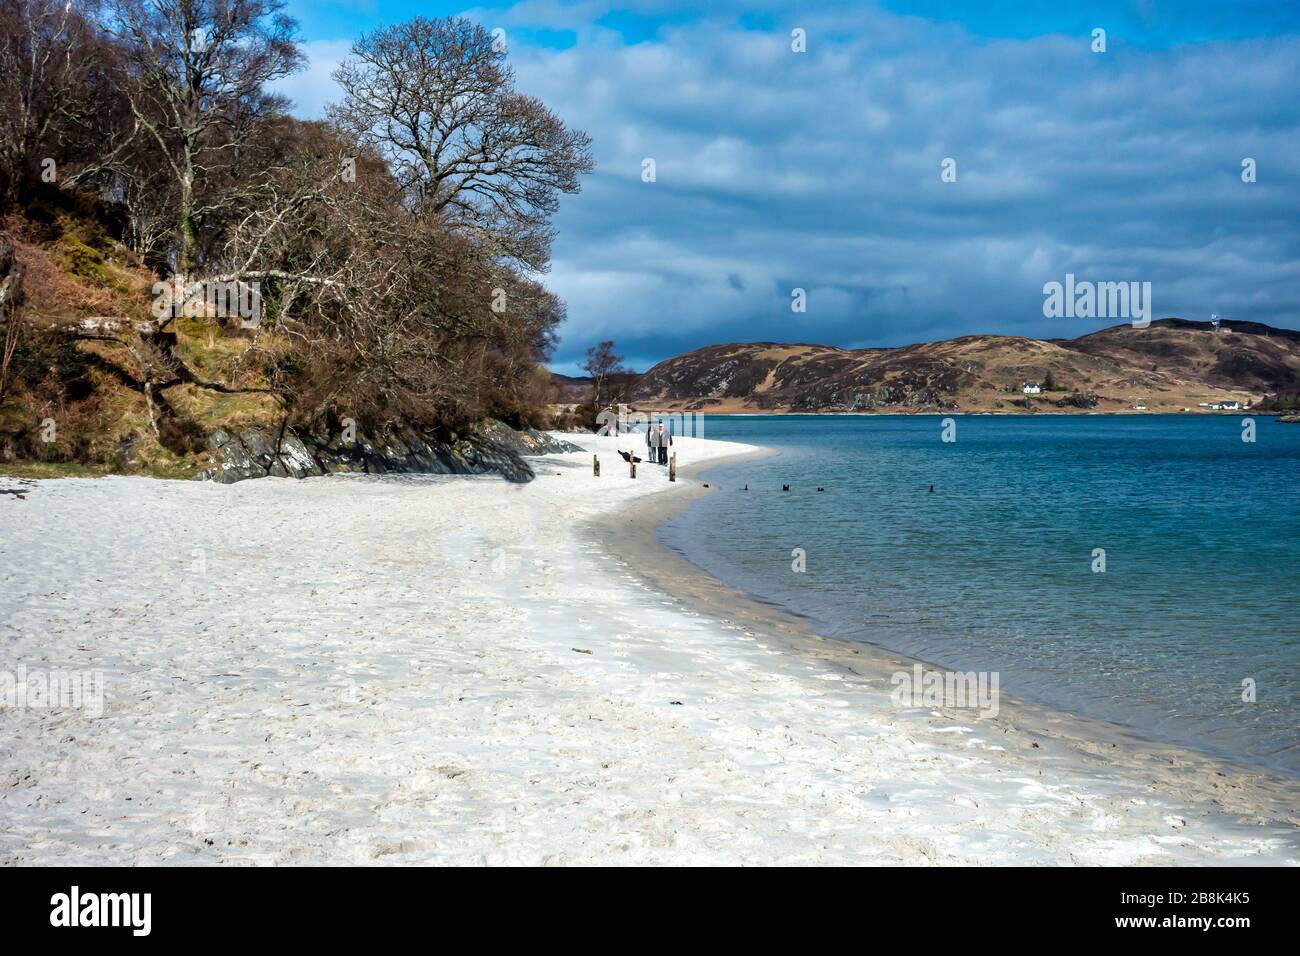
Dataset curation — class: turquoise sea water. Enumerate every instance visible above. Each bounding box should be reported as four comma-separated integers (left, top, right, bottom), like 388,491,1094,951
660,415,1300,776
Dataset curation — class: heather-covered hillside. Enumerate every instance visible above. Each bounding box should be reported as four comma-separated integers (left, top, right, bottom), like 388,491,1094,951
631,321,1300,414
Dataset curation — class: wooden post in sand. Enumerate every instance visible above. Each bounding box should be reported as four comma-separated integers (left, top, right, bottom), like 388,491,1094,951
593,454,600,476
669,452,677,482
629,457,637,478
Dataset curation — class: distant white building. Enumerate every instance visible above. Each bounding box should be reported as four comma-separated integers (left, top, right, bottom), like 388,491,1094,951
1220,400,1241,410
1022,383,1041,395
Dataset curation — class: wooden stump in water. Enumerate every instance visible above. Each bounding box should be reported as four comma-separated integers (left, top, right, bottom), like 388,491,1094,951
669,452,677,482
593,454,600,476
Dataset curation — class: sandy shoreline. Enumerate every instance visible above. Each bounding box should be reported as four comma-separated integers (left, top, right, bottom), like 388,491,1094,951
595,450,1300,839
1,433,1297,865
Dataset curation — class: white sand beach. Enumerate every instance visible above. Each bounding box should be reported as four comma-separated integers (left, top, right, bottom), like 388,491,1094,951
1,433,1297,865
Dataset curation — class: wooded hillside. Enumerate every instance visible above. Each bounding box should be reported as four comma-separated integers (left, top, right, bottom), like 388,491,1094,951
0,1,592,474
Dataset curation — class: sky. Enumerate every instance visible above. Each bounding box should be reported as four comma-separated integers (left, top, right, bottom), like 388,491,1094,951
276,0,1300,374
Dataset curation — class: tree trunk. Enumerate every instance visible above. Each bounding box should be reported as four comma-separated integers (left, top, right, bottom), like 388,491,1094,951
143,380,161,438
0,239,23,404
179,166,196,275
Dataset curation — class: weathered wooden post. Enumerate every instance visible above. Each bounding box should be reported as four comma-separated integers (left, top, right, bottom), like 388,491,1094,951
669,452,677,482
593,454,600,476
629,457,636,478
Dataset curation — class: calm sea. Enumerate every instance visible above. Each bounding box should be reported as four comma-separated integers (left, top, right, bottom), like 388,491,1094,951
660,414,1300,776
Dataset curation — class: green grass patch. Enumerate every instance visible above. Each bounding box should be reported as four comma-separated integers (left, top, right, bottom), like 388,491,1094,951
163,382,279,431
0,459,199,480
171,317,262,381
0,461,114,479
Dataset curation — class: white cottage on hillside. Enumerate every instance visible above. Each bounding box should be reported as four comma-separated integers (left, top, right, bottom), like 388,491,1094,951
1022,383,1041,395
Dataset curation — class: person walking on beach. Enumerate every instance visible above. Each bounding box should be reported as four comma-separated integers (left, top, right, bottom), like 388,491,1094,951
645,421,654,462
657,421,672,465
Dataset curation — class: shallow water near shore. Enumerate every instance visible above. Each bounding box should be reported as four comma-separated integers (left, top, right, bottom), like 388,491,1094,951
659,414,1300,777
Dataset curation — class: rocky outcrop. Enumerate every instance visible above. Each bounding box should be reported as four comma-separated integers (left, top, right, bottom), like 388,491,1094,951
1055,391,1100,409
197,420,582,485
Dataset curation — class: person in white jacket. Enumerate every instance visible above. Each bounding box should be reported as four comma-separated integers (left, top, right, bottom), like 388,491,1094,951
644,422,655,461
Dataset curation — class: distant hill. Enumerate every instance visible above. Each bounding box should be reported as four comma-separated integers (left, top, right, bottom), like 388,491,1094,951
550,372,595,403
629,320,1300,414
549,370,639,404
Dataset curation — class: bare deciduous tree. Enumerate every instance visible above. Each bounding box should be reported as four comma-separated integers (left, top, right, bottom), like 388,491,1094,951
0,0,114,201
103,0,301,274
582,340,630,412
330,16,594,271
